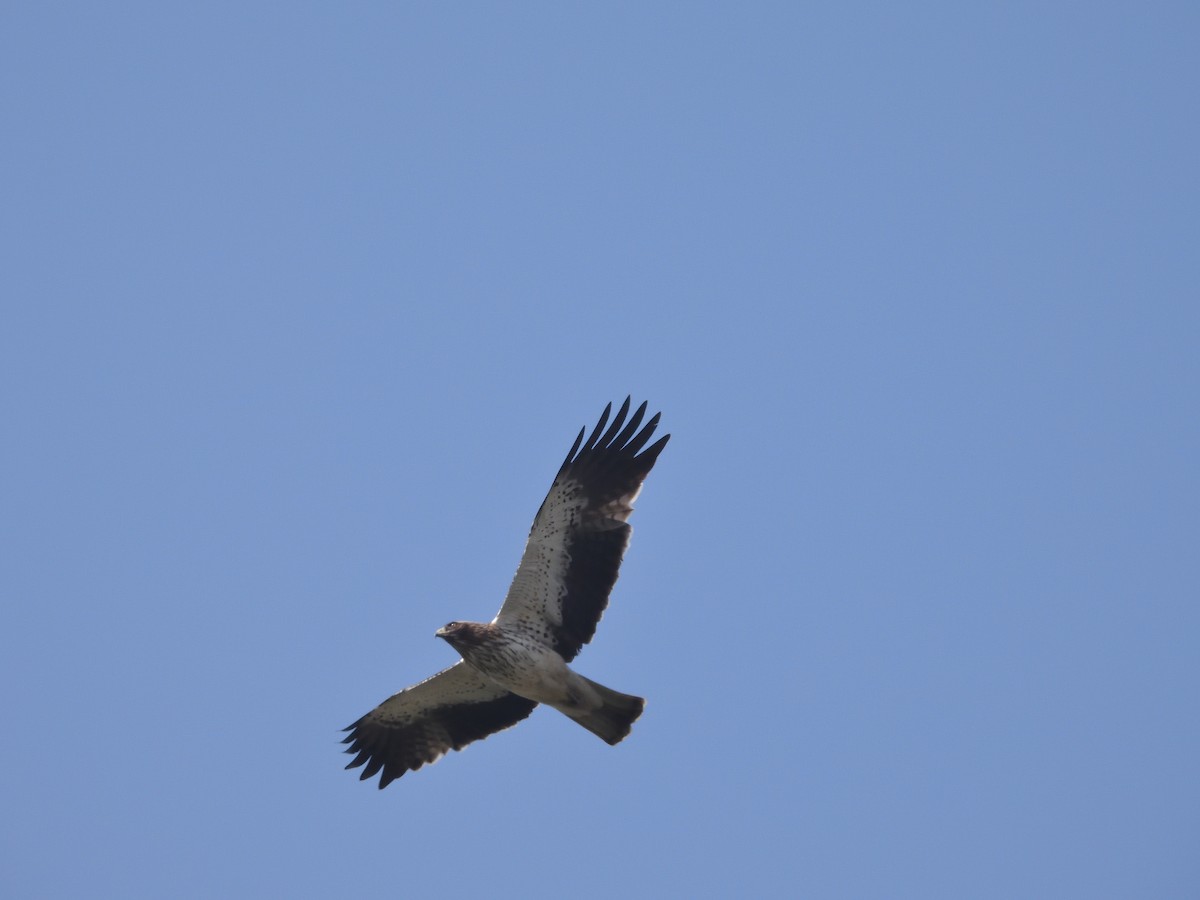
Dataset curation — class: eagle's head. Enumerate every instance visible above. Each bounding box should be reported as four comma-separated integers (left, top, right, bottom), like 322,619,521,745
435,621,462,640
435,621,488,650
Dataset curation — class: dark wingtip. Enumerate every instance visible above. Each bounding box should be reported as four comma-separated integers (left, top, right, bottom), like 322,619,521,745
568,398,670,465
560,426,586,468
640,432,671,465
582,401,613,452
612,401,648,449
597,397,632,448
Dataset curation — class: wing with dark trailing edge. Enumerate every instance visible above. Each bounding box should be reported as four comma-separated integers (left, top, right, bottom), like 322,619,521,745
495,397,669,661
342,661,538,789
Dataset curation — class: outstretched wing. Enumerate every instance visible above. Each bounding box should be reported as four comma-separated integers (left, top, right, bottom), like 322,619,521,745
342,662,537,789
494,397,669,662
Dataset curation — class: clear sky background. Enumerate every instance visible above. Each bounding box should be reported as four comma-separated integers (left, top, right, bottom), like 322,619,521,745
2,4,1197,898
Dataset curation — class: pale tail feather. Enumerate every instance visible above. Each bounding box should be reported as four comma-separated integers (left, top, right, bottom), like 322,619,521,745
567,677,645,745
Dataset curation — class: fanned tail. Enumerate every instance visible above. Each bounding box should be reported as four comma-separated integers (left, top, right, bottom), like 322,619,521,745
567,677,645,745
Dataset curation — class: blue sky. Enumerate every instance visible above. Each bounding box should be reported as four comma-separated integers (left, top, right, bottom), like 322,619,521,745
2,3,1197,897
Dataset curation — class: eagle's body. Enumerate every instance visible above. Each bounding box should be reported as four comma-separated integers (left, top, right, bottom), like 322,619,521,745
342,398,668,788
436,621,644,742
436,622,574,705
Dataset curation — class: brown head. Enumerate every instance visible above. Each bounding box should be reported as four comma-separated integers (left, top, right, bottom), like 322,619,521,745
434,620,490,652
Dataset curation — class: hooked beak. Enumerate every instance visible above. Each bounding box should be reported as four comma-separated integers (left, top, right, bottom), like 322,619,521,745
434,626,450,640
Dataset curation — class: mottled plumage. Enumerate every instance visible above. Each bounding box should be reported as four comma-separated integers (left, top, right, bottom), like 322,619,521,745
342,398,668,788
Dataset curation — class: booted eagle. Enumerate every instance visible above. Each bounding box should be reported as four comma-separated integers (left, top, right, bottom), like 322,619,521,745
343,398,669,788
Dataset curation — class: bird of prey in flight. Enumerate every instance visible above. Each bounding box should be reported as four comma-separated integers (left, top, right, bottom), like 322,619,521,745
342,398,669,788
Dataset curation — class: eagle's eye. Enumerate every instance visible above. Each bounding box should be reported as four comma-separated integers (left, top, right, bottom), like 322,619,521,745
444,622,458,630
